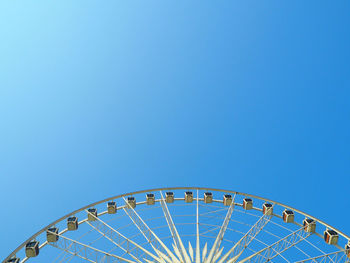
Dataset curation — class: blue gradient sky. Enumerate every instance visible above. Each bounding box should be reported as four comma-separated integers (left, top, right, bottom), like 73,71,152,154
1,0,349,259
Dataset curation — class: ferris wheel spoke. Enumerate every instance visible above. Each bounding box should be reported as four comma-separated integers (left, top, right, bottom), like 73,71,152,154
206,193,236,263
57,239,97,263
60,251,80,263
159,191,192,263
217,204,275,263
48,231,137,263
52,233,93,263
196,190,201,263
238,226,312,263
122,197,180,263
54,227,110,263
84,209,161,263
294,250,349,263
61,247,91,263
52,239,76,263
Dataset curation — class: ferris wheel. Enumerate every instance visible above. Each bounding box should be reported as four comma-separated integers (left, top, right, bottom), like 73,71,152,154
3,187,350,263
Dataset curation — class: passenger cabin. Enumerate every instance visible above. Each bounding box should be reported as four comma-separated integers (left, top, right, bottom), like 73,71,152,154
25,241,39,258
67,216,78,230
107,201,117,214
243,198,253,210
204,192,213,203
87,208,97,221
263,203,273,215
345,241,350,258
46,227,59,242
185,191,193,203
282,210,294,223
303,218,316,233
324,229,338,245
127,197,136,208
7,257,20,263
223,194,232,206
166,192,174,203
146,193,155,205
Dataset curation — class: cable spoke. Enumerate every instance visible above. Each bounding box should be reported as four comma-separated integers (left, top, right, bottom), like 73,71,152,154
196,190,201,263
294,250,349,263
238,226,312,263
201,226,221,236
198,207,228,217
122,197,180,263
48,231,137,263
85,209,162,263
159,191,192,263
206,193,236,263
55,226,109,263
217,204,274,263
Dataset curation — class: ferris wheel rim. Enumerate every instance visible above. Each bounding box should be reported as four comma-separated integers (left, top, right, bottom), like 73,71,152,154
3,186,350,263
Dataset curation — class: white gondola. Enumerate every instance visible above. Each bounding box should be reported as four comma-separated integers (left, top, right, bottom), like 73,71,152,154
87,208,97,221
25,241,39,258
303,218,316,233
223,194,232,206
166,192,174,203
282,209,294,223
185,191,193,203
243,198,253,210
324,229,338,245
204,192,213,203
262,203,273,215
146,193,155,205
345,241,350,258
67,216,78,230
7,258,20,263
127,197,136,208
46,227,59,242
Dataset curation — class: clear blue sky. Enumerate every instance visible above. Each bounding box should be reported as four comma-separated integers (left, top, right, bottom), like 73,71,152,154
0,0,349,259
